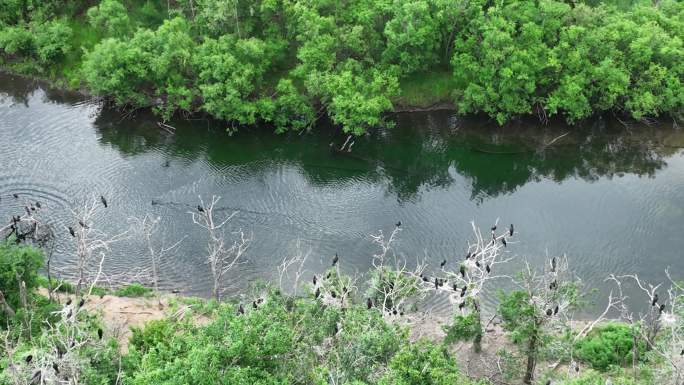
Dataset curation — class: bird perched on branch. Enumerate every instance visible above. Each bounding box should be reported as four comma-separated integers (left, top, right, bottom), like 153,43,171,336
509,224,514,236
652,294,658,306
332,253,339,266
366,298,373,309
395,221,401,227
68,226,75,237
100,195,107,208
440,259,446,268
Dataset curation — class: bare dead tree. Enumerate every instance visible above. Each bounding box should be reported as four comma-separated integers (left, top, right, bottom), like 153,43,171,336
425,220,515,353
607,270,684,385
130,214,185,304
366,226,427,318
68,196,130,293
277,239,312,296
189,195,251,301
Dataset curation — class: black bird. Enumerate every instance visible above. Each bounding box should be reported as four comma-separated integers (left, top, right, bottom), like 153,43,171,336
332,253,339,266
78,298,85,308
79,220,88,229
25,206,31,216
30,206,35,211
439,278,445,287
422,276,429,282
197,205,204,212
171,289,181,294
475,261,481,268
35,201,41,209
550,280,557,290
546,308,553,316
554,305,559,315
486,264,491,273
13,193,19,199
491,225,497,232
545,380,551,385
25,354,33,364
461,286,467,297
97,328,103,340
681,348,684,356
68,226,75,237
326,271,332,280
659,304,666,313
52,363,59,374
252,301,258,309
400,310,404,316
237,304,245,315
575,365,579,373
395,221,401,227
29,371,41,385
509,224,514,237
100,195,108,208
313,275,317,285
315,288,321,299
465,252,471,260
501,238,507,247
460,265,466,278
434,277,439,289
367,298,373,309
440,259,446,268
66,298,72,306
331,291,337,298
652,294,659,306
452,283,458,292
551,257,557,272
458,302,465,310
392,308,397,315
56,346,65,358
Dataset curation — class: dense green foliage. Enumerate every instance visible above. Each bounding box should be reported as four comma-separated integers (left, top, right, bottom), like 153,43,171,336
0,0,682,133
0,239,44,325
575,323,645,370
114,283,153,297
0,242,679,385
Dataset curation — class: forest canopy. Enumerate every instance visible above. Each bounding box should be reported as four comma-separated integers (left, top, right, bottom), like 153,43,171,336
0,0,682,134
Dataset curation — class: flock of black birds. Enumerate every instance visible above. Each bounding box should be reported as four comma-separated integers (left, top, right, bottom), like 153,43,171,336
20,296,104,384
238,221,515,318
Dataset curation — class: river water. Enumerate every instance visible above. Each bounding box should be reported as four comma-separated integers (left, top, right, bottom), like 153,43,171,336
1,72,682,313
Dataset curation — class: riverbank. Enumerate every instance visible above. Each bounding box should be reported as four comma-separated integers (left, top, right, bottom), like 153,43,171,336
28,283,663,385
2,0,681,135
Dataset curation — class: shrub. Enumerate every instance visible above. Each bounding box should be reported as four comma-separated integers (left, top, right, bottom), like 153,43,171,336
575,323,645,371
33,19,72,64
0,25,34,56
129,319,178,354
378,341,464,385
86,0,131,36
115,283,152,298
0,240,43,323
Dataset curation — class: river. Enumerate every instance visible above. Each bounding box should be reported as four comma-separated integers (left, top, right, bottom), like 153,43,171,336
1,72,682,313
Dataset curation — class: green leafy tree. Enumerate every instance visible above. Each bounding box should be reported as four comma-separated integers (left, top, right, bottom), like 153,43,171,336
86,0,131,37
0,240,43,325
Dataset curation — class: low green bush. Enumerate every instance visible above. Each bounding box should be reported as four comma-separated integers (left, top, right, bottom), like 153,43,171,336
115,283,153,297
575,323,645,371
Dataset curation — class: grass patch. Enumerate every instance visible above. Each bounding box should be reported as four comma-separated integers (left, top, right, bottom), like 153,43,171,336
395,71,456,109
114,283,153,297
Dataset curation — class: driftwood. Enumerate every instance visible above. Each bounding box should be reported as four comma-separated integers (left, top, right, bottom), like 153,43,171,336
157,121,176,134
